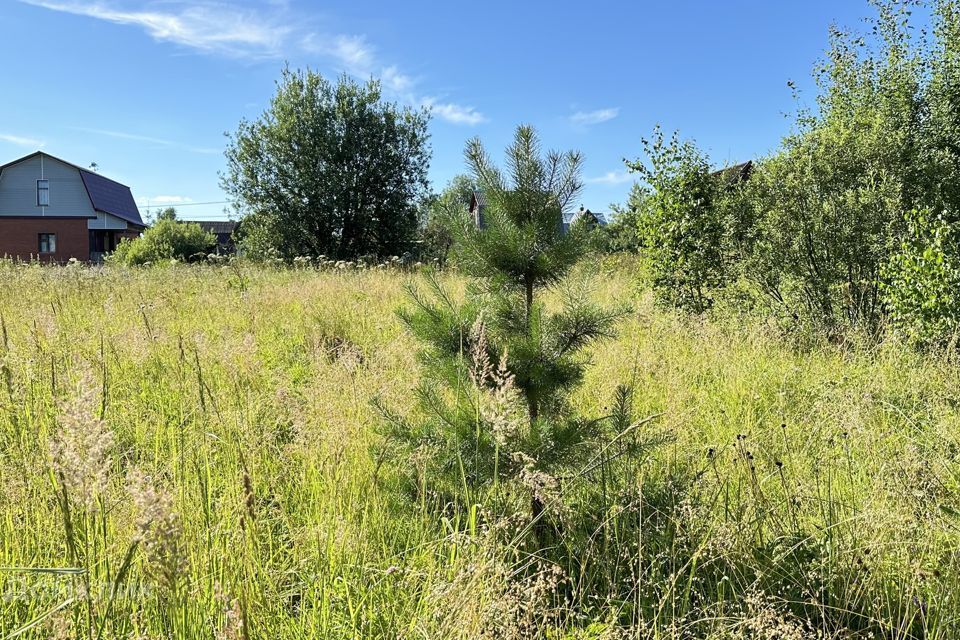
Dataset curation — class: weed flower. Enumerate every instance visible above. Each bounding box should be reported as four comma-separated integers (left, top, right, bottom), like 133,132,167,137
214,583,245,640
481,349,523,446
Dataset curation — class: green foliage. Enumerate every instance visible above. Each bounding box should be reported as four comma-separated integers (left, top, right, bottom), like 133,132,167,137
415,175,476,267
110,217,215,266
391,126,631,522
594,202,644,254
624,0,960,338
738,3,923,331
882,208,960,345
222,67,431,261
154,206,177,222
625,127,729,313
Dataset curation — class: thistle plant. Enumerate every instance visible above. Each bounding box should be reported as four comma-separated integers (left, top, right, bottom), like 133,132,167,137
390,125,630,533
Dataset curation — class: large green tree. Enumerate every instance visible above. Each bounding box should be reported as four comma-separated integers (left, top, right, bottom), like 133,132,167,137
222,68,431,260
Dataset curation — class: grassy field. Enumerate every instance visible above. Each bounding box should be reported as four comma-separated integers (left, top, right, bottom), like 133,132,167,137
0,258,958,639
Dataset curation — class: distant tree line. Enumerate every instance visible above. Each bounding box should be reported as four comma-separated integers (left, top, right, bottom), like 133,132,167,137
211,0,960,347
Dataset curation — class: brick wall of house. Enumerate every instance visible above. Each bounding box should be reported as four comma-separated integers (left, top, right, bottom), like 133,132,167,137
0,217,90,262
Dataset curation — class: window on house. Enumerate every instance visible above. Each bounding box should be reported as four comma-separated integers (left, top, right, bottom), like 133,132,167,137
37,179,49,206
38,233,56,254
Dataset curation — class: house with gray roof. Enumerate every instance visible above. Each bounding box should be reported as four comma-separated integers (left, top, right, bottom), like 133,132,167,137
0,151,145,262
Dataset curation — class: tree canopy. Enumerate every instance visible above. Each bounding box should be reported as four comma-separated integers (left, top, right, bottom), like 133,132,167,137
222,67,431,261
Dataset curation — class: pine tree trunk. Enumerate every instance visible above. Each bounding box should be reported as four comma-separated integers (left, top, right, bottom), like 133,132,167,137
524,277,534,324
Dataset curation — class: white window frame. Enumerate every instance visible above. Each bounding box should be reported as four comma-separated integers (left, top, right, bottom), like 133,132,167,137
37,179,50,207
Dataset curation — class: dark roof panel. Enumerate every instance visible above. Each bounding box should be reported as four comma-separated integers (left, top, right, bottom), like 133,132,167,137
80,169,144,228
712,160,753,183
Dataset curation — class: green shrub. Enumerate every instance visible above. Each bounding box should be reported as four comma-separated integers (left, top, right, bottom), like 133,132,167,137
414,175,476,267
110,219,216,266
626,127,729,314
882,209,960,346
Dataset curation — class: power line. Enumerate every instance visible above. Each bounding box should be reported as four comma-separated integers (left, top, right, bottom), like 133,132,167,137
140,200,234,208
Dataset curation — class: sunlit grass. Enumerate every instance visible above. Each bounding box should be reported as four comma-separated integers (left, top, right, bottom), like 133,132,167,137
0,258,957,638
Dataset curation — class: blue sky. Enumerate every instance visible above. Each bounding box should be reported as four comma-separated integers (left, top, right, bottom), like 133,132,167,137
0,1,875,220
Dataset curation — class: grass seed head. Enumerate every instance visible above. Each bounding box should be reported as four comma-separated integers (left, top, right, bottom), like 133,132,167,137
50,376,114,510
128,469,188,591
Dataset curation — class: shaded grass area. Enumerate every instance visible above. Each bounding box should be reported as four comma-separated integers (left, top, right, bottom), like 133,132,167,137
0,259,957,638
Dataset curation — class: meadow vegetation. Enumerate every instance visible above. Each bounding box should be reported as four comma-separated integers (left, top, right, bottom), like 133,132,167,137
9,2,960,637
0,259,958,638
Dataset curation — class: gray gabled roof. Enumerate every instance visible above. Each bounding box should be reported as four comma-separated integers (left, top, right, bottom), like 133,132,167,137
470,191,488,210
564,208,607,226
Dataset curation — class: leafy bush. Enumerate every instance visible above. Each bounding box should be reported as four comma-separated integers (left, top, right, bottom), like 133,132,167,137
882,209,960,346
110,219,216,266
625,127,730,313
414,175,476,267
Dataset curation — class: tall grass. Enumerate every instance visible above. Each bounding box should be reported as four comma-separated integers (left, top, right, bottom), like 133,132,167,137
0,258,956,638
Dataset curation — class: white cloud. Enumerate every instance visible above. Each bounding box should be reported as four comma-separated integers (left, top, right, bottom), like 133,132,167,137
425,100,487,126
24,1,487,127
329,35,376,72
70,127,221,155
570,108,620,127
0,133,45,148
381,66,415,94
301,33,376,74
22,1,293,58
586,170,634,186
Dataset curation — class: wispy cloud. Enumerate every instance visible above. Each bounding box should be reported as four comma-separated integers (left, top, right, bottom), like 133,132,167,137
24,0,487,127
424,100,487,126
21,1,293,58
70,126,221,155
586,170,634,186
570,107,620,127
0,133,45,148
301,33,376,74
24,0,375,72
381,66,415,94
